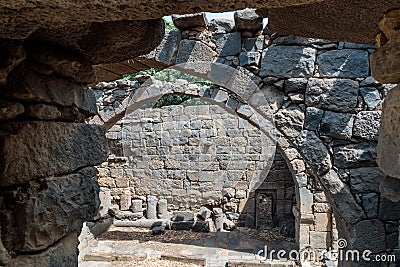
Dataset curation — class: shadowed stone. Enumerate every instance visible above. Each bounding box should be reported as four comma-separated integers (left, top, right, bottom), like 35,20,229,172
320,111,354,140
0,122,107,186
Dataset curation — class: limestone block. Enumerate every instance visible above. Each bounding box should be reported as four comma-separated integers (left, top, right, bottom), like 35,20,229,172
147,196,158,219
120,190,132,211
310,231,331,249
214,32,242,57
299,187,313,214
98,187,112,218
314,213,331,231
260,46,316,78
157,199,168,219
234,8,263,32
320,111,354,140
316,49,369,78
333,142,377,168
0,122,107,186
131,199,143,213
305,78,359,112
353,111,381,140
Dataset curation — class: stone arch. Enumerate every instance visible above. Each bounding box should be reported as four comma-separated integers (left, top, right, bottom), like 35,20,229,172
96,69,334,251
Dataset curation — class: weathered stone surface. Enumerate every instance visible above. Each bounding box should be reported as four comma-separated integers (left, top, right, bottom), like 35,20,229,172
1,170,99,252
263,1,400,45
157,199,169,219
371,30,400,84
147,196,158,219
208,19,235,34
0,39,25,85
131,199,143,213
316,49,369,78
25,104,62,120
214,32,242,57
31,19,165,64
360,87,382,110
27,42,95,83
380,176,400,202
349,167,385,193
333,143,377,168
275,105,304,138
305,78,359,112
172,13,207,30
153,30,182,65
8,232,79,266
234,9,263,32
377,84,400,178
0,0,349,39
197,206,212,220
0,101,24,121
353,219,386,253
320,170,366,224
176,40,215,65
294,130,331,176
353,111,381,140
0,122,107,186
260,46,316,78
5,64,97,115
304,107,323,131
260,84,284,113
320,111,354,140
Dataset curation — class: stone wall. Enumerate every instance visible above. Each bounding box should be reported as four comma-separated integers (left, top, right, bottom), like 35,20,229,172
0,42,107,265
97,102,296,228
92,11,400,264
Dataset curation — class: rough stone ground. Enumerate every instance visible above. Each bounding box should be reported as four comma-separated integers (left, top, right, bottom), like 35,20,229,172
81,227,297,267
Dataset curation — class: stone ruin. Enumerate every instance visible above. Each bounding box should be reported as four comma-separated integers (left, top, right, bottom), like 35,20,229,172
1,1,400,266
81,11,397,265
